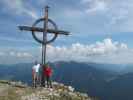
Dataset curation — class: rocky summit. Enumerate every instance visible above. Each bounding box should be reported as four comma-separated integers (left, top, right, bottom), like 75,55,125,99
0,80,96,100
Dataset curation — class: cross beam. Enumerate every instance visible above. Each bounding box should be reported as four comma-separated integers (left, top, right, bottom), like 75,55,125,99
18,26,69,35
19,6,70,86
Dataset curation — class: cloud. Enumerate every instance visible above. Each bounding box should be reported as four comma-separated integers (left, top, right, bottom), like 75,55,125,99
0,49,33,64
0,38,132,64
80,0,133,32
0,0,39,19
0,52,5,56
46,38,131,64
0,36,35,43
82,0,108,13
9,51,32,58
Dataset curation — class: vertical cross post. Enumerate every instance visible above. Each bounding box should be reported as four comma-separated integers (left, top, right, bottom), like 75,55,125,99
42,6,49,65
18,5,70,87
41,6,49,86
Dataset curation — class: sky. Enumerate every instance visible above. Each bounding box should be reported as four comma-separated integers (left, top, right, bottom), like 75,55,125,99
0,0,133,64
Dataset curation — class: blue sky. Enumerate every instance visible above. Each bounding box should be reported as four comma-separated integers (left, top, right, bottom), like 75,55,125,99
0,0,133,64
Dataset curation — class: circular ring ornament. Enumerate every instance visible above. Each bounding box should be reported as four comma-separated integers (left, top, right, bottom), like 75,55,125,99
32,18,58,45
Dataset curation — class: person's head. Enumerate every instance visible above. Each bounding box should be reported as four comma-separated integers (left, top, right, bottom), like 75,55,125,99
45,63,49,67
44,62,49,68
34,61,38,65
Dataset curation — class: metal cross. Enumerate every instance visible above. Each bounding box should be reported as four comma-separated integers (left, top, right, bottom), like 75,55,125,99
18,6,70,86
18,6,69,65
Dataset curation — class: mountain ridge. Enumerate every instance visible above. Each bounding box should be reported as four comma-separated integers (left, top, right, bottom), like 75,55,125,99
0,80,95,100
0,61,133,100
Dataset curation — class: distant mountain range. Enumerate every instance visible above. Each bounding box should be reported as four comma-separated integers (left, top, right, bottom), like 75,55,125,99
0,61,133,100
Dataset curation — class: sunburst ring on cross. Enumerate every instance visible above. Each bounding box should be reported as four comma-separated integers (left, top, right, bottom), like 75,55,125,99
32,18,58,45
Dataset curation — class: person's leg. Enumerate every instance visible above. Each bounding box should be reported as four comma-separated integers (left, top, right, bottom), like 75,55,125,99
44,75,46,87
39,74,42,86
46,76,49,88
49,77,52,88
39,67,42,86
36,72,39,86
33,73,36,88
35,73,37,88
47,76,52,88
32,76,34,87
32,71,35,87
41,73,45,87
41,68,45,87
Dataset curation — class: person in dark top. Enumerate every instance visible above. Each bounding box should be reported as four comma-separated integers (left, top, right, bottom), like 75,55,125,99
44,63,53,88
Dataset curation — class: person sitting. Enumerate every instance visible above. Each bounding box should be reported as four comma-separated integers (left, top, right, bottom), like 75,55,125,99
44,63,53,88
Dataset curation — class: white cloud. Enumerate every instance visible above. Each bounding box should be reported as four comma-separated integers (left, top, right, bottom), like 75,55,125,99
0,50,33,64
81,0,104,13
1,0,39,19
23,9,38,19
9,51,32,58
16,52,32,58
0,52,5,56
9,51,15,56
45,38,132,64
83,0,108,13
0,38,132,64
0,36,35,43
63,9,84,18
81,0,133,32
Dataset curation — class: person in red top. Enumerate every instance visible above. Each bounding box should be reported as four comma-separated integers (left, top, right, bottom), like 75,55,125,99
44,63,53,88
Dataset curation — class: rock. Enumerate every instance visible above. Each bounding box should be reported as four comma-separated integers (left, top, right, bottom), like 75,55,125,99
0,80,96,100
68,86,75,92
